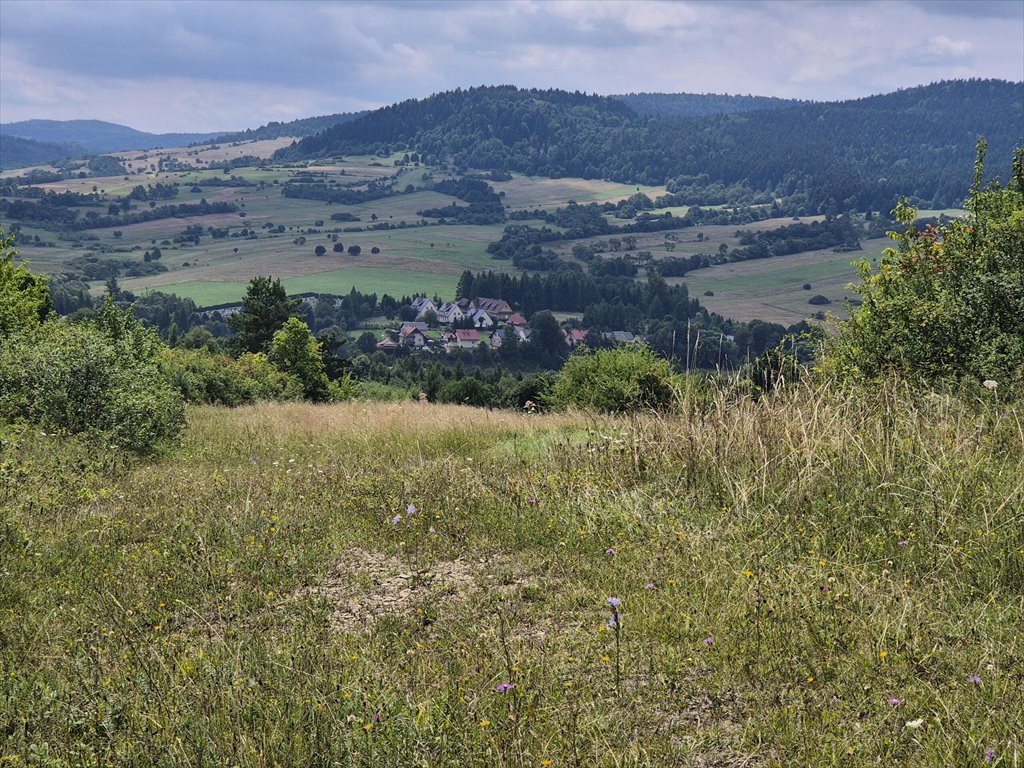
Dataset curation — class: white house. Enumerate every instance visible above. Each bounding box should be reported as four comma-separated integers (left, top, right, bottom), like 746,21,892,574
436,302,465,325
411,296,437,320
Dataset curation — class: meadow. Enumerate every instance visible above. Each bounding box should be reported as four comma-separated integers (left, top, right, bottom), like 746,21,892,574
3,383,1021,766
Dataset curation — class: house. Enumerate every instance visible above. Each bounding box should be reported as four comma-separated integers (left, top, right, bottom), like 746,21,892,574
466,309,495,329
564,328,589,348
471,297,513,321
507,313,527,326
444,328,481,350
411,296,437,320
375,338,399,350
602,331,637,343
436,302,465,325
489,324,531,348
399,324,428,347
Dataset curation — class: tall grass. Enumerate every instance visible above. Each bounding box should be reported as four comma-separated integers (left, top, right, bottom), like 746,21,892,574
2,384,1021,766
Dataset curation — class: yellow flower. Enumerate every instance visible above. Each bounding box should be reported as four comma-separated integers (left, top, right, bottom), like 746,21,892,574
806,676,814,683
742,570,754,578
879,651,888,659
602,655,611,662
363,723,373,732
479,719,491,727
542,761,553,767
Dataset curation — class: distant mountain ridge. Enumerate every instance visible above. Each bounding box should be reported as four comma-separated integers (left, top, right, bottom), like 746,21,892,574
0,119,226,155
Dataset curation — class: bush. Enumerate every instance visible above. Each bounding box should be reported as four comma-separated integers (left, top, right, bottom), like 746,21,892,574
808,294,831,305
437,377,495,408
820,143,1024,386
552,344,677,413
0,321,185,453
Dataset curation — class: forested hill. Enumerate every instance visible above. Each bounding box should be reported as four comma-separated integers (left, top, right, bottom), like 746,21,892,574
611,92,806,118
277,79,1023,213
0,135,77,170
274,86,637,170
212,111,366,143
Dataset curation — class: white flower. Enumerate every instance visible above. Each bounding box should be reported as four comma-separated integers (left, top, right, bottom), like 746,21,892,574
905,719,925,729
983,380,998,390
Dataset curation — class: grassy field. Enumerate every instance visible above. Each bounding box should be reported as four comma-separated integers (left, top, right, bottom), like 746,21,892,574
2,386,1021,766
676,242,889,325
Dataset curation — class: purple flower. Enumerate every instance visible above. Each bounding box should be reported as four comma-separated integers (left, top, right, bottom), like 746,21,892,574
898,540,909,547
605,547,616,556
428,527,437,535
607,597,622,608
644,582,656,590
496,683,516,693
406,504,417,516
703,636,714,646
527,498,538,505
985,747,996,763
607,616,618,629
390,515,402,525
968,675,981,684
887,698,901,706
373,711,381,722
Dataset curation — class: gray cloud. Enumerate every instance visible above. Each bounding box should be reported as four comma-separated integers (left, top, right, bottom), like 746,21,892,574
1,0,1020,132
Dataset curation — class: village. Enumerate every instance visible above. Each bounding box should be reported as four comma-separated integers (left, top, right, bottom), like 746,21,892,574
373,295,639,352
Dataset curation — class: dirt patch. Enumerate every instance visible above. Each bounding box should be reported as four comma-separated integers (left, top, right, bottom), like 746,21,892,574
300,547,485,632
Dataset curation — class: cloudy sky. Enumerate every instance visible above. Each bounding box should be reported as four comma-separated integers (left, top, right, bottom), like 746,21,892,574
1,0,1021,133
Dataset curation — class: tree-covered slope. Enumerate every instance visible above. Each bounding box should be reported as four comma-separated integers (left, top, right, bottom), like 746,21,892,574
213,112,366,143
611,92,806,119
277,80,1023,212
0,134,76,170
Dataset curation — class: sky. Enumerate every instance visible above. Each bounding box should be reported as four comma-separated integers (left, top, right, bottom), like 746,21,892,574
1,0,1021,134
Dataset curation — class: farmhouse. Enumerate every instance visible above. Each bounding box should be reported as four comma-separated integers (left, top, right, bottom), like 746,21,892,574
411,296,437,320
466,309,495,329
471,297,512,321
436,302,465,324
564,328,589,348
398,324,428,348
443,328,482,350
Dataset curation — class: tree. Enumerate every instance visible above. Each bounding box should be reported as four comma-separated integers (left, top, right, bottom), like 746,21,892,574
314,245,327,256
0,229,52,337
348,245,361,256
228,276,301,355
821,142,1024,386
528,310,566,367
333,242,345,253
270,317,330,401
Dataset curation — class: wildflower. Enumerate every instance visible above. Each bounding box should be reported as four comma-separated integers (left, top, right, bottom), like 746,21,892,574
983,380,998,391
607,616,617,629
607,597,622,607
985,747,996,763
406,504,417,516
528,498,538,505
644,582,655,590
967,675,981,684
479,719,491,727
390,515,402,525
898,540,909,547
742,570,754,578
428,527,437,535
542,761,553,767
905,718,924,729
703,636,714,645
888,698,901,706
879,651,888,659
605,547,616,555
496,683,516,693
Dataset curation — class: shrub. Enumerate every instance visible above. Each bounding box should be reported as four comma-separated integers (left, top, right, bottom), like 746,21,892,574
808,294,831,305
552,344,677,413
820,142,1024,386
0,321,185,453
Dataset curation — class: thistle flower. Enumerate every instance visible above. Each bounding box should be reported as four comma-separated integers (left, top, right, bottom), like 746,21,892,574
968,675,981,684
406,504,417,516
888,698,901,706
605,547,616,555
643,582,655,590
607,597,622,608
703,636,714,646
496,682,516,693
898,540,909,547
390,515,402,525
985,747,996,763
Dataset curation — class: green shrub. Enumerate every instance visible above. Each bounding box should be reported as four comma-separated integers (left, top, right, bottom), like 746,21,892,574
552,343,677,413
820,143,1024,387
0,321,185,453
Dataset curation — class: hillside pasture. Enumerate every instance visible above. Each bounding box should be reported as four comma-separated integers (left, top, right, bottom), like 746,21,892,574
3,389,1020,765
674,243,887,324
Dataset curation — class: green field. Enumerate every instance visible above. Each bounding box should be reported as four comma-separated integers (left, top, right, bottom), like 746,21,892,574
674,242,888,325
